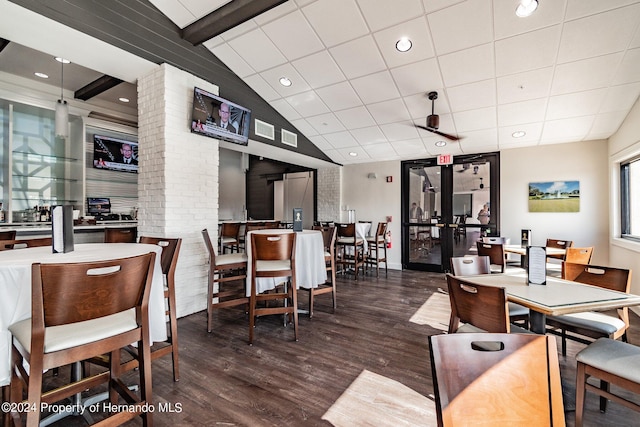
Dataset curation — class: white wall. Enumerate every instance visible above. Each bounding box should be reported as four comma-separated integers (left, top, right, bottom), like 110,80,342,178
500,140,609,265
608,95,640,299
342,161,401,269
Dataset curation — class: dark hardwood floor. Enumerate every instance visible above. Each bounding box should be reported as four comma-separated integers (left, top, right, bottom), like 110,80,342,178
32,269,640,426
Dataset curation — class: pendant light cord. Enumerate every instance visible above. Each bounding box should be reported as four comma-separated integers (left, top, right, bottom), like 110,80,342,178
60,59,64,101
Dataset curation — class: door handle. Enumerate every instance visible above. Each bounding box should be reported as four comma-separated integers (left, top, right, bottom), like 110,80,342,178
448,223,459,228
435,223,445,228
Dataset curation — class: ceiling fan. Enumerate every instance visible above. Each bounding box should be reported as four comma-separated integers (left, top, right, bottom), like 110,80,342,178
414,91,461,141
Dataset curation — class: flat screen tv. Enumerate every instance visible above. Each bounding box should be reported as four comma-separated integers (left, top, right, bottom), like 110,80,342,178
191,87,251,146
93,135,138,173
87,197,111,215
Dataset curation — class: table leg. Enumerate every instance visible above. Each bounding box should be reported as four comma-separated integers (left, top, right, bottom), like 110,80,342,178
529,311,546,334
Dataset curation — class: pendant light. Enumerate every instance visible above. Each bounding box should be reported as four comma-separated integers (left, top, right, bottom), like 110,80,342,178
55,57,69,138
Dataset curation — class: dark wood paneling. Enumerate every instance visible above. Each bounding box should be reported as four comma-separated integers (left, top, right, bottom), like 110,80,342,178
8,0,336,164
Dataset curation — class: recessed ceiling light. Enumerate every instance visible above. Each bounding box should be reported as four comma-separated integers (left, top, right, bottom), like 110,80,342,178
395,37,412,52
349,152,358,157
279,77,292,87
118,97,130,103
435,140,446,147
512,131,526,138
516,0,538,17
54,57,71,64
34,72,48,79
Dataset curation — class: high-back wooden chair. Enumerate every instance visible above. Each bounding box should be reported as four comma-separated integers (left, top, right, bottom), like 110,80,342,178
0,230,16,250
8,253,156,427
202,229,248,333
564,247,593,264
139,236,182,381
308,226,337,317
476,241,508,273
365,222,388,278
0,237,52,250
450,256,529,329
335,223,365,281
546,263,632,356
481,236,509,244
219,222,241,253
546,238,573,260
249,232,298,345
429,333,565,427
104,226,137,243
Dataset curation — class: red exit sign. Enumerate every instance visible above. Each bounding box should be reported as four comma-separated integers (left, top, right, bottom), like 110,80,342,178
437,154,453,165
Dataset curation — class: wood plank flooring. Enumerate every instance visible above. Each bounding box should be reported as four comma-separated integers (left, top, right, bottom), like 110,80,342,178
33,269,640,426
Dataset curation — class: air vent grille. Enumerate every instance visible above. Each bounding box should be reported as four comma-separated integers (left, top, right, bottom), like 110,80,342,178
255,119,275,140
281,129,298,147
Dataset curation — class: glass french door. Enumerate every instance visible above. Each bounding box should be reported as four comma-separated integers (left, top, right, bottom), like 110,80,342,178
401,152,500,272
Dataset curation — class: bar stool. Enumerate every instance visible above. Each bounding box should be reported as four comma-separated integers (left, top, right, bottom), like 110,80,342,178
365,222,388,277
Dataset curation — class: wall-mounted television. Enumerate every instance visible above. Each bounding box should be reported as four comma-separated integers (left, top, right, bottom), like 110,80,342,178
191,87,251,146
87,197,111,215
93,135,138,173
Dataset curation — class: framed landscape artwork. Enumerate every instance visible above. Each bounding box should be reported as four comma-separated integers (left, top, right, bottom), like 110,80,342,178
528,181,580,212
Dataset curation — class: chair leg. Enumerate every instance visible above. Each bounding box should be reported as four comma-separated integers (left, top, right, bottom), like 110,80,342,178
331,265,337,310
561,329,567,357
290,281,299,342
575,361,586,427
249,290,256,345
168,293,180,382
309,289,315,318
599,380,609,413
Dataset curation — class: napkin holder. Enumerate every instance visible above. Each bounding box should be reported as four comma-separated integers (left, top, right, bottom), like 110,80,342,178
526,246,546,285
293,208,303,232
52,205,74,253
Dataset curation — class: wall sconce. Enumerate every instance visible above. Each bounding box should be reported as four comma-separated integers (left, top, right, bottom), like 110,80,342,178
367,173,377,179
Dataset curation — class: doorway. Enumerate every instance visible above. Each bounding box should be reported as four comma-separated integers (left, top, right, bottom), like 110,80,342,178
401,152,500,272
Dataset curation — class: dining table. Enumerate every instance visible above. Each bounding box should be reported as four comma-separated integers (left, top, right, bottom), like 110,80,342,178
245,229,327,297
504,244,566,268
0,242,167,387
458,271,640,334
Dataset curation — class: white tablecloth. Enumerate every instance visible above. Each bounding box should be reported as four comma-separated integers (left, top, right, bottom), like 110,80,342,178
355,223,371,253
245,229,327,296
0,243,167,386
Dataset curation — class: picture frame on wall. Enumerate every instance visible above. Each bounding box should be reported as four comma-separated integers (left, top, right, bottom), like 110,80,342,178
528,181,580,212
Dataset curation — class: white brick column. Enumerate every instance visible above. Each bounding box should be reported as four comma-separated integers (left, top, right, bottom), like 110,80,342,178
138,64,220,317
317,166,342,222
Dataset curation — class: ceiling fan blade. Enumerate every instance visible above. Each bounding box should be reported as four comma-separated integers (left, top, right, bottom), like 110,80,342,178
414,124,460,141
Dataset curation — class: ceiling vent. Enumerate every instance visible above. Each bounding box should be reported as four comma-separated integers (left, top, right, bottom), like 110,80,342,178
88,111,138,128
281,129,298,147
255,119,275,140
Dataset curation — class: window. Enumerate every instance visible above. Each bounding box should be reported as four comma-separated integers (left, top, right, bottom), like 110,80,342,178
621,156,640,241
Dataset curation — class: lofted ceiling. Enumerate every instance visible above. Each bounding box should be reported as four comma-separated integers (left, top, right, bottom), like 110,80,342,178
150,0,640,165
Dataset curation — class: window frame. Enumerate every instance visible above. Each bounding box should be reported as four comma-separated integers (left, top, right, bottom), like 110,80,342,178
620,154,640,243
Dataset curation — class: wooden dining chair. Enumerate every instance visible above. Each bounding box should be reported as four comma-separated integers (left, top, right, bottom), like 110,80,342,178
139,236,182,381
546,238,573,260
575,338,640,426
307,226,337,317
219,222,241,253
475,241,510,273
365,222,388,278
249,231,298,345
446,273,529,334
202,229,248,333
449,256,529,328
429,332,565,427
335,223,365,281
104,226,137,243
546,263,632,356
8,252,156,427
0,230,16,250
548,247,594,277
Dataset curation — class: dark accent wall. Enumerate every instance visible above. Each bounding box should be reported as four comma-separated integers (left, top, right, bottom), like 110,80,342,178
9,0,336,165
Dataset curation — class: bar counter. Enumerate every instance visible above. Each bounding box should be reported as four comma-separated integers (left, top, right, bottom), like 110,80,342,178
0,221,138,243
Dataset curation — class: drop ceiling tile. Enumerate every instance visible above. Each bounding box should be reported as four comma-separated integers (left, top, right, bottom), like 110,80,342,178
207,43,256,78
291,51,346,89
260,63,311,97
390,138,428,157
289,118,319,137
497,68,553,104
306,112,347,134
323,148,347,163
565,0,639,20
350,126,388,145
457,128,498,152
316,81,363,111
380,122,421,141
422,0,463,14
261,10,325,60
551,53,623,95
179,0,231,21
329,35,387,79
497,98,547,127
588,111,628,138
447,80,496,111
366,98,412,125
227,28,287,72
541,116,594,143
202,35,225,50
613,47,640,85
438,44,495,87
148,0,214,28
600,82,640,113
243,74,281,101
498,123,543,146
253,0,298,25
336,146,371,160
546,89,607,120
336,106,377,129
308,134,333,150
373,16,434,69
270,98,302,121
363,142,398,159
495,26,562,77
302,0,369,47
557,4,640,63
323,131,359,148
493,0,565,40
452,107,496,132
285,90,330,117
427,0,493,55
351,71,401,104
357,0,424,32
390,58,442,96
220,19,258,41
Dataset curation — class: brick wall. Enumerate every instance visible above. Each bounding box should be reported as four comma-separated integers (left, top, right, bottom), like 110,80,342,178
316,166,341,222
138,64,220,317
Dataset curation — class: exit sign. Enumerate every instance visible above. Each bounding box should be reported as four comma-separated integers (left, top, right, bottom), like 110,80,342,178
437,154,453,165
